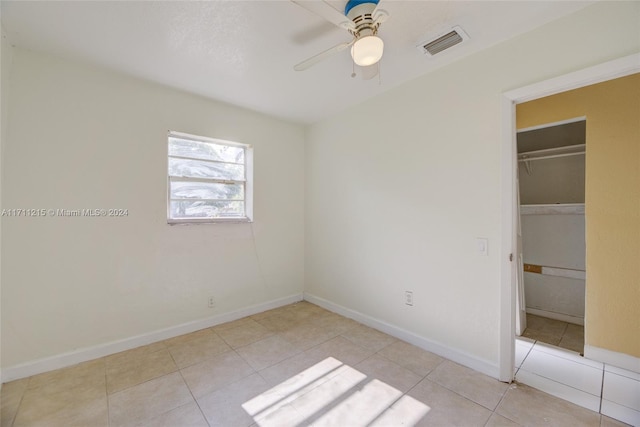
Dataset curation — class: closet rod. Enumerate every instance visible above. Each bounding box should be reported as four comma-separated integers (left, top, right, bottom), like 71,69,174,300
518,151,585,162
518,143,585,163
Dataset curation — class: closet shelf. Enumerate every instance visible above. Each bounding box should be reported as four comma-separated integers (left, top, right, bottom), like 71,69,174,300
523,263,586,280
520,203,585,215
518,144,585,175
518,144,585,162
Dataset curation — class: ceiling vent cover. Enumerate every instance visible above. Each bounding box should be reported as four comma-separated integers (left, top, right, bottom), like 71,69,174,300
417,26,469,57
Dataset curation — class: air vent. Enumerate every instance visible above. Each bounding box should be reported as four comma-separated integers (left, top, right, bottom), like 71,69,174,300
423,31,462,55
417,26,469,57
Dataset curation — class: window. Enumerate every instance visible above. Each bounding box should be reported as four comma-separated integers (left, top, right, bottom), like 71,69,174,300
167,131,253,223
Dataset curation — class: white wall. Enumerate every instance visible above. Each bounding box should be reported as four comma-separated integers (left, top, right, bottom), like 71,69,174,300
2,1,639,379
0,22,13,384
1,48,305,369
518,156,585,204
521,214,585,270
305,1,640,375
522,213,585,320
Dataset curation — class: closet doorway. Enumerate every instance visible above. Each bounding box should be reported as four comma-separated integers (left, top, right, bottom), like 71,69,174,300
516,118,586,354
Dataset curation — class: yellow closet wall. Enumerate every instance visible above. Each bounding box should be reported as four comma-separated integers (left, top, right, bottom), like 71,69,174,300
516,73,640,358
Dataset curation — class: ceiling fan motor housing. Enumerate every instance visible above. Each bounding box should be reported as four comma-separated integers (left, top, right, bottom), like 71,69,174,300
346,1,380,38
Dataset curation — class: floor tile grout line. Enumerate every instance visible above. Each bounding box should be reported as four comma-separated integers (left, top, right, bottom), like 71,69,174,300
489,387,524,427
494,370,515,409
603,366,640,382
241,335,304,372
560,322,569,341
176,368,212,427
7,305,616,426
255,366,272,390
527,341,602,369
491,381,517,422
8,374,41,427
417,376,503,416
600,395,640,414
294,375,384,426
425,371,509,413
523,314,585,354
7,381,28,427
250,363,350,422
104,359,111,427
516,335,613,418
110,348,197,426
106,366,180,397
598,368,605,414
517,366,604,399
234,318,417,423
517,337,536,368
363,386,416,427
211,324,242,350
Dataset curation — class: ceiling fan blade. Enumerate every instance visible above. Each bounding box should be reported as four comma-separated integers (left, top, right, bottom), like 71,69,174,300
294,40,355,71
291,0,355,30
372,8,389,24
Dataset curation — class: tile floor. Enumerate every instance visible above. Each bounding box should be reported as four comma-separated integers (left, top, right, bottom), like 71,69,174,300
0,302,633,427
522,313,584,353
516,337,639,426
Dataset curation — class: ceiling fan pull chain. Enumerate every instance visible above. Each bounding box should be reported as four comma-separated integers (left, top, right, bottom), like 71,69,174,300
351,54,356,78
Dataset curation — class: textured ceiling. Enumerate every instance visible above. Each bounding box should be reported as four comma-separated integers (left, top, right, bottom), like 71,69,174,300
1,1,593,124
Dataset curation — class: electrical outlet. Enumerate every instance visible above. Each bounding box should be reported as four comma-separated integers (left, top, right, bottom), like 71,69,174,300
208,296,215,308
404,291,413,306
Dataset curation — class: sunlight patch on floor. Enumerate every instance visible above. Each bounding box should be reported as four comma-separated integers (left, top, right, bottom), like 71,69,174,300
242,357,430,427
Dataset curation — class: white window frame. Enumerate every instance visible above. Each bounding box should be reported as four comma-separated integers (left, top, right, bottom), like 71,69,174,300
167,131,253,224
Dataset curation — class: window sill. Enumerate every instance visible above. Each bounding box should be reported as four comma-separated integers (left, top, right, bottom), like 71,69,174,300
168,217,253,225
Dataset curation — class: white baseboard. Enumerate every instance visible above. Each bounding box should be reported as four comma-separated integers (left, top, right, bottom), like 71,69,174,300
1,293,303,383
303,292,500,380
526,307,584,326
584,345,640,374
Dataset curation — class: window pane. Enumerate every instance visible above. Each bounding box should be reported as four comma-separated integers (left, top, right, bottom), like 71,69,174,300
170,200,245,219
168,157,244,181
170,181,244,200
169,137,245,164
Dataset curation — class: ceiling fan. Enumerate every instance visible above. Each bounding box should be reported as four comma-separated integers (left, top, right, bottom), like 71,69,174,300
292,0,389,72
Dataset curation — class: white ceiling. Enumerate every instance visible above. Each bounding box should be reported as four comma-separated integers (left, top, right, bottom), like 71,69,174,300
1,1,593,124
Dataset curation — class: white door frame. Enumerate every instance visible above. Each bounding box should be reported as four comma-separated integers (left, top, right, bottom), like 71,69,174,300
498,53,640,382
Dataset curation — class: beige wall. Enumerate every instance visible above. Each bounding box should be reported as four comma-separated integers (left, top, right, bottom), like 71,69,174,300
516,73,640,358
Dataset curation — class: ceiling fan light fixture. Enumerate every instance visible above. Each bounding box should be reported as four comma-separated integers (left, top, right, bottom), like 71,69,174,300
350,35,384,66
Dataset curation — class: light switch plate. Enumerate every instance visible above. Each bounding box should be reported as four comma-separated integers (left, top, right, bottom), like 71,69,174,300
477,238,488,256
